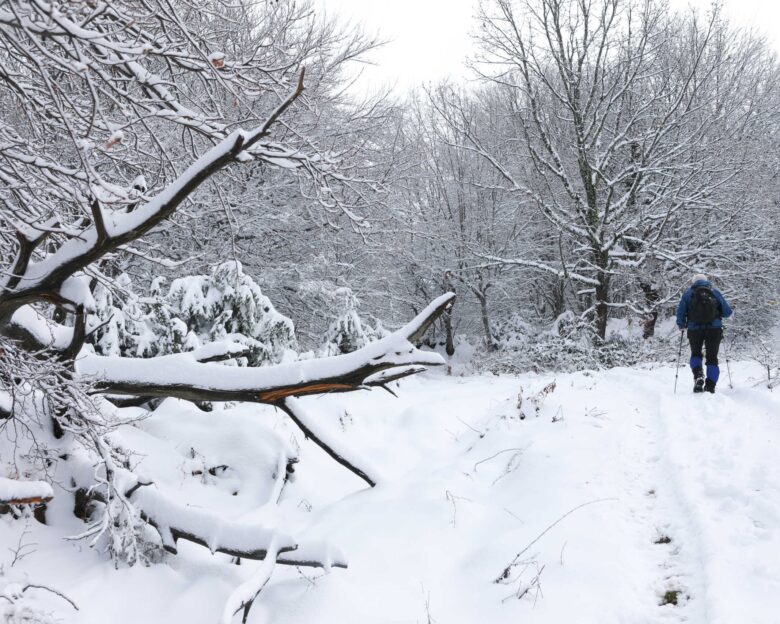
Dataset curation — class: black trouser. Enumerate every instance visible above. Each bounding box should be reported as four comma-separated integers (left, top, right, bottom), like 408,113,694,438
687,327,722,383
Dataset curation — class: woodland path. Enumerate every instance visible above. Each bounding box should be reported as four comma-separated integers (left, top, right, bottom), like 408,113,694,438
3,364,779,624
263,363,780,624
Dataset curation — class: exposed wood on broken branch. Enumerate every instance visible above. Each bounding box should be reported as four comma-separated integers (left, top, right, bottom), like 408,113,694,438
75,293,454,487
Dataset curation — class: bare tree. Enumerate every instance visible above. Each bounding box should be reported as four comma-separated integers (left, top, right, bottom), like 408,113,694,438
455,0,777,338
389,87,530,352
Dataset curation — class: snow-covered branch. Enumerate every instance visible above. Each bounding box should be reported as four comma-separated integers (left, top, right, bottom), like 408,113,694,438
0,75,305,323
130,482,296,559
219,539,281,624
0,477,53,506
132,483,347,566
279,397,380,487
77,294,455,405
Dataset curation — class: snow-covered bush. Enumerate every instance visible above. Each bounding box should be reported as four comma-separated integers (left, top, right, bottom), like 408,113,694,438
476,311,678,375
167,261,298,366
90,262,297,367
490,314,534,351
320,289,388,356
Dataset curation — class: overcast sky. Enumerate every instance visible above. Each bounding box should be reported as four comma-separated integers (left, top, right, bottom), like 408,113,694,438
313,0,780,94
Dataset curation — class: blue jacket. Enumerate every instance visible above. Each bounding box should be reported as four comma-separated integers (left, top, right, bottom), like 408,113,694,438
676,280,732,330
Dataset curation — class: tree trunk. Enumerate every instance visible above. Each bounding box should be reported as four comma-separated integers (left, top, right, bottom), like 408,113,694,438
444,308,455,357
594,251,611,340
595,281,609,340
476,292,495,351
640,282,660,339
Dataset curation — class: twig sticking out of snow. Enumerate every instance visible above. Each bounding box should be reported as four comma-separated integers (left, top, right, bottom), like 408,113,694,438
517,381,557,419
473,448,526,474
494,498,618,584
0,583,78,611
501,562,545,603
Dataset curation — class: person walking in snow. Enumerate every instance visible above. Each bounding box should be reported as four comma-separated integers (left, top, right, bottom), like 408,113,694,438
676,273,733,394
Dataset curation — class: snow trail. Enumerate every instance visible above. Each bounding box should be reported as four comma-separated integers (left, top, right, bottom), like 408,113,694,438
2,362,779,624
266,363,780,624
656,382,780,624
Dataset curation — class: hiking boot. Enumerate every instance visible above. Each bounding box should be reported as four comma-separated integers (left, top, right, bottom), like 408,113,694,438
704,379,716,394
693,377,705,393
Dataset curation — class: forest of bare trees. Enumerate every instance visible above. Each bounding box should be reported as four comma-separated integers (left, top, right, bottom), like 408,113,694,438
1,0,778,620
383,0,779,349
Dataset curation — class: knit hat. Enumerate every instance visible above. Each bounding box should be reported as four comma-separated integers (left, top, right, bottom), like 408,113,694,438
692,273,708,284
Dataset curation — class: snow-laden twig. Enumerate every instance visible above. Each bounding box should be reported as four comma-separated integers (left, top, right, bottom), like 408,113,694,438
219,537,281,624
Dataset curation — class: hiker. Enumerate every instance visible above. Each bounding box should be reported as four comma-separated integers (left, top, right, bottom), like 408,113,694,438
676,273,733,393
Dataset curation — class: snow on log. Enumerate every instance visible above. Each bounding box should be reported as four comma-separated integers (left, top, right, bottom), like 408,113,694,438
129,484,296,559
0,477,53,506
77,293,455,405
401,292,457,344
276,540,347,569
129,482,347,568
3,305,74,352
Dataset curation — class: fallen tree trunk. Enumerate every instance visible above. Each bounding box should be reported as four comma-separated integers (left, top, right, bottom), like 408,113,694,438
77,294,453,486
0,477,53,506
77,293,455,405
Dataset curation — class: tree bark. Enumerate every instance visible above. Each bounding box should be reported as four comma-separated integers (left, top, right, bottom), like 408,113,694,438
444,309,455,357
640,282,660,339
594,250,611,340
476,292,495,351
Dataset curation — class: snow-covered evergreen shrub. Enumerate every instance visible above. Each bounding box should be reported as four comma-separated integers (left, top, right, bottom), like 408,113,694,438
491,314,534,350
320,288,388,356
476,311,678,374
166,261,297,366
91,278,128,357
89,262,297,366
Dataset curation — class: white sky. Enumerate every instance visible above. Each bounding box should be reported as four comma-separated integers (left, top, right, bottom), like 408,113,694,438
313,0,780,94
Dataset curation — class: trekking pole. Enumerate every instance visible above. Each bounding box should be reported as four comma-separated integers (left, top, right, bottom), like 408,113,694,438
674,329,684,394
724,329,734,389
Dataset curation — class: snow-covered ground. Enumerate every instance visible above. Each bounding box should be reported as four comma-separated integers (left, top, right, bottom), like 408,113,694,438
2,361,779,623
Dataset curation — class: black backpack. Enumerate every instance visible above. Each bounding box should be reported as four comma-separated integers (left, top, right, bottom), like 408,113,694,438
688,287,719,324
